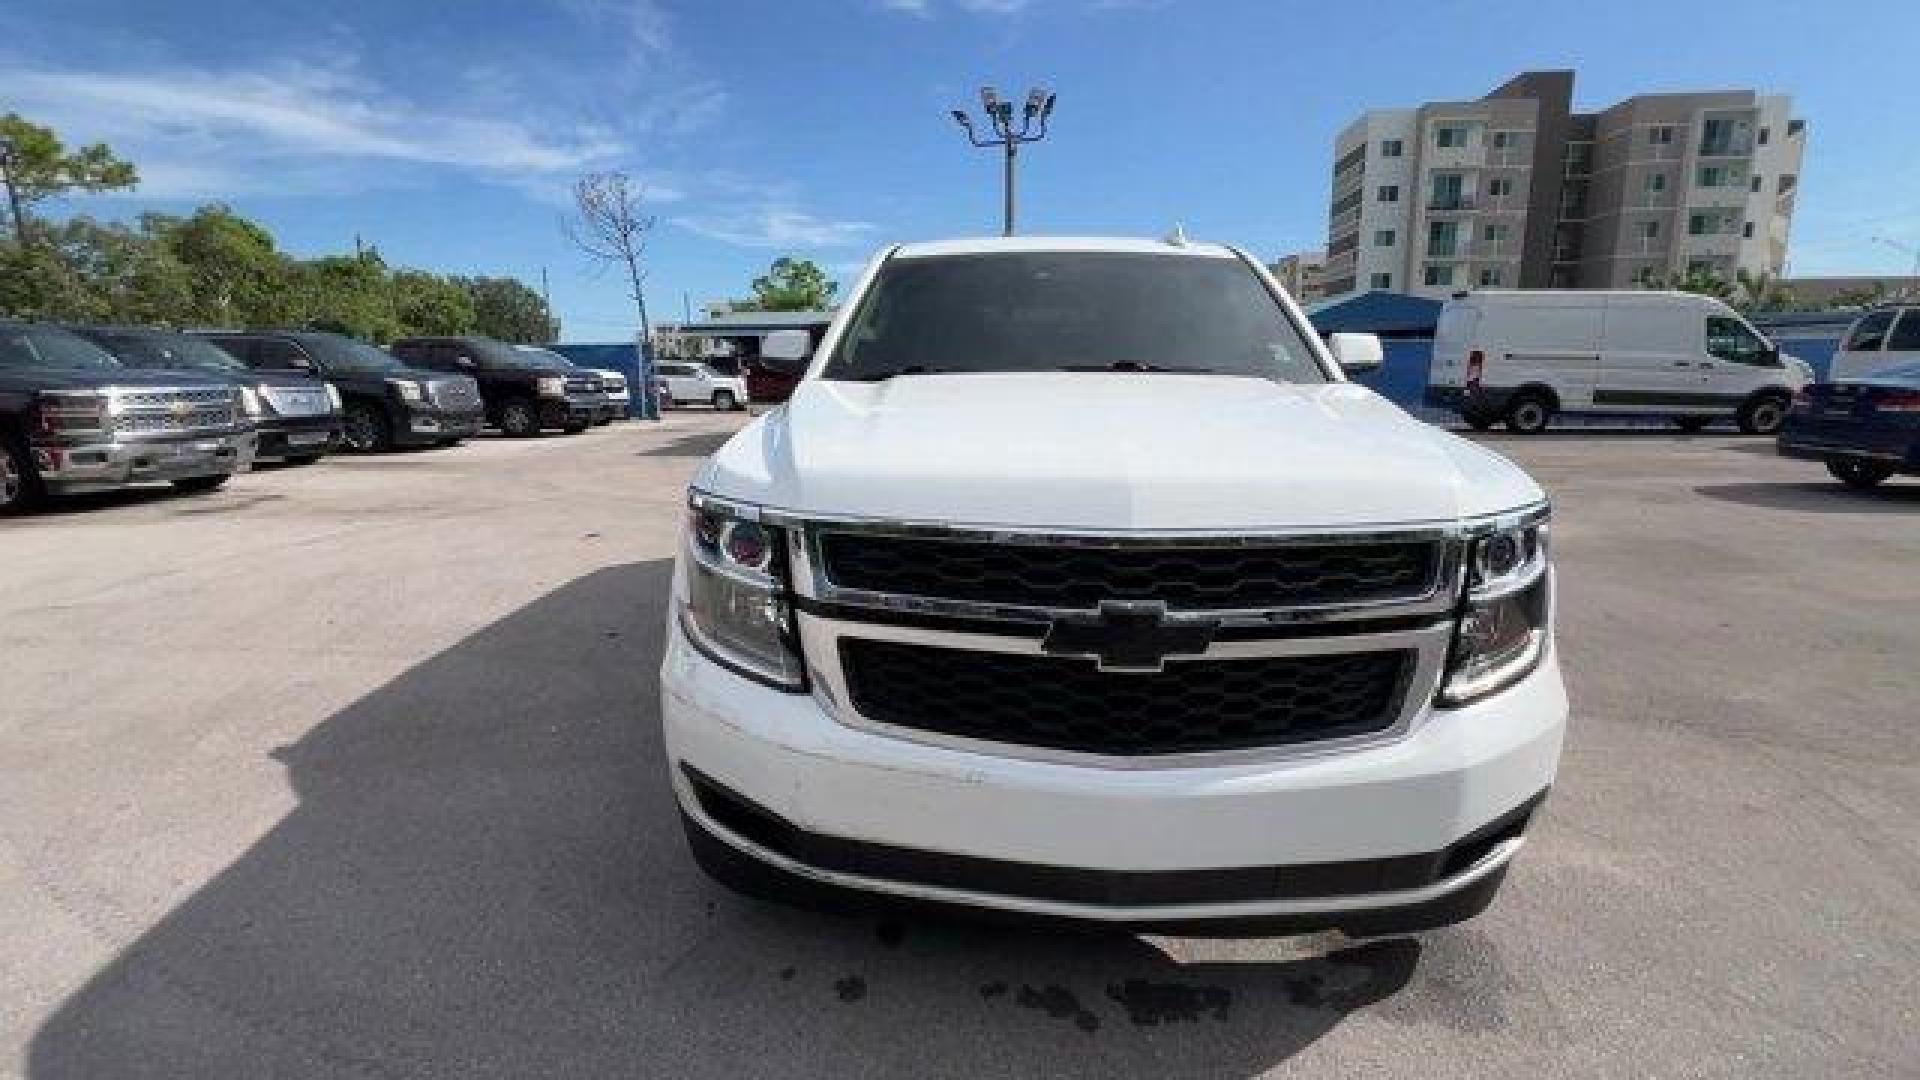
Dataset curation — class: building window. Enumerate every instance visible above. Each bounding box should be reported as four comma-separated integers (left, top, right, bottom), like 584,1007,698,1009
1380,139,1403,158
1487,177,1514,198
1641,221,1660,239
1688,213,1711,236
1750,174,1763,193
1377,184,1399,203
1435,125,1468,148
1491,131,1514,149
1423,264,1455,287
1478,267,1502,287
1634,265,1658,286
1427,220,1459,259
1697,165,1729,188
1649,125,1674,145
1484,222,1508,242
1646,172,1667,194
1373,229,1396,247
1758,126,1771,146
1742,221,1755,239
1370,272,1393,289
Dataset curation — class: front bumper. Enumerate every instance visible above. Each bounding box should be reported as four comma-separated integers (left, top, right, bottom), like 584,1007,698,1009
34,432,257,494
541,394,603,428
253,415,342,459
661,618,1567,927
393,404,483,446
1425,385,1515,419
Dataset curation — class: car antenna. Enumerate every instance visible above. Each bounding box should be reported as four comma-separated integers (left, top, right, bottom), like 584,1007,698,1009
1163,223,1188,247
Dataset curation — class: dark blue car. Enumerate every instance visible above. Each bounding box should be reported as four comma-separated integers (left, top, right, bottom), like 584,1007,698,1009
1777,361,1920,489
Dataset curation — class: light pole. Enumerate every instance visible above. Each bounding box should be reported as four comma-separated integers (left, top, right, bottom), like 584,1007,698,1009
1872,236,1920,278
951,86,1055,236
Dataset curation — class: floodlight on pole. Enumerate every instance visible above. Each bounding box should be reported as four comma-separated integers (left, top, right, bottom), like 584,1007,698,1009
950,84,1056,237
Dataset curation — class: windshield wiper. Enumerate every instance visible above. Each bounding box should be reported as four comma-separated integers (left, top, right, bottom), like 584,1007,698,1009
1055,361,1226,374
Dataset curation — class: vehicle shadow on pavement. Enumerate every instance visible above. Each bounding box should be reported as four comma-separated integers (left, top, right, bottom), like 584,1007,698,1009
28,561,1474,1080
1695,481,1920,512
637,430,737,459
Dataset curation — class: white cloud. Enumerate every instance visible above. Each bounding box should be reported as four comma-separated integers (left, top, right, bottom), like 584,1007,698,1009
955,0,1032,11
674,208,875,248
7,61,625,194
558,0,672,61
877,0,932,13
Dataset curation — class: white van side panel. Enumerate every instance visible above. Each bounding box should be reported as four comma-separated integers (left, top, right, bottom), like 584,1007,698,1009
1484,304,1602,408
1596,298,1708,413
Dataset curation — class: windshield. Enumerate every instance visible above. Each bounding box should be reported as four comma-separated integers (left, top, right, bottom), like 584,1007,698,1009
0,325,123,371
821,251,1327,382
307,333,404,374
91,330,247,372
515,345,574,368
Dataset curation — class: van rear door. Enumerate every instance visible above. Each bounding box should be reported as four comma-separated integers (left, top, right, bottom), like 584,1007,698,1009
1430,301,1479,389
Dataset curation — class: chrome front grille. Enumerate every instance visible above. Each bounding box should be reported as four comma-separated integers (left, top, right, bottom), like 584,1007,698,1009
260,385,333,417
565,376,601,396
107,387,237,435
429,378,480,411
703,495,1557,765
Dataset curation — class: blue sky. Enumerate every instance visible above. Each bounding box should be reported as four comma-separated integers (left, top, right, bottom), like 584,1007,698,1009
6,0,1918,338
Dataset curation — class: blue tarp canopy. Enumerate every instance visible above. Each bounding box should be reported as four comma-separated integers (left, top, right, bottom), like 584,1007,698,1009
1304,290,1443,339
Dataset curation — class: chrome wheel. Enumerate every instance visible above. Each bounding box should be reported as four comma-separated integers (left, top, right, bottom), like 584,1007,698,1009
1739,396,1787,435
501,399,539,436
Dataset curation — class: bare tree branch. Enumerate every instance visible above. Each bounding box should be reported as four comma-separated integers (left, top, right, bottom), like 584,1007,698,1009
565,171,656,345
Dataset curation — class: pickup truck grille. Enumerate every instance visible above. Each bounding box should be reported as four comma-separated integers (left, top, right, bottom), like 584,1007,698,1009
429,378,480,411
259,385,333,417
109,387,237,434
839,639,1412,757
565,376,601,395
817,533,1440,611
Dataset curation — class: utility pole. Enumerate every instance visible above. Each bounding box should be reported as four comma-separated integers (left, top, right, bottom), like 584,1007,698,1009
951,86,1056,236
0,136,31,247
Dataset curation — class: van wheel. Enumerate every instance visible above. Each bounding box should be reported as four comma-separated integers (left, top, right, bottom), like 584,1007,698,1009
1673,416,1710,433
500,397,541,437
1,437,46,515
1827,459,1894,489
712,389,738,411
1505,393,1553,434
1737,392,1789,435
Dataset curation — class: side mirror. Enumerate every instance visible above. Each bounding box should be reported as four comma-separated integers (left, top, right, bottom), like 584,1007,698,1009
759,329,812,376
1327,332,1384,376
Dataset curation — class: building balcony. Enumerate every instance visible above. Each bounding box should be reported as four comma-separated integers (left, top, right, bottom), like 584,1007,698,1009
1425,196,1478,213
1697,138,1754,158
1691,186,1749,209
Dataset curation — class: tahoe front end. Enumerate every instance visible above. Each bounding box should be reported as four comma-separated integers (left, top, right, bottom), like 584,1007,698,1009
660,237,1567,934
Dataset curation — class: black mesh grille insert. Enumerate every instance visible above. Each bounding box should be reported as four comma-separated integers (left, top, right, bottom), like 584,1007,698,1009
840,639,1411,756
817,534,1438,611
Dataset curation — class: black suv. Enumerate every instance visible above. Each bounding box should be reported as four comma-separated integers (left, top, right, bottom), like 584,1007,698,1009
196,331,482,452
389,336,604,436
70,325,341,465
2,321,251,513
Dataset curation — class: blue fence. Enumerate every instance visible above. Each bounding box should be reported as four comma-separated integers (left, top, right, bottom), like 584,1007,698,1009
548,342,658,419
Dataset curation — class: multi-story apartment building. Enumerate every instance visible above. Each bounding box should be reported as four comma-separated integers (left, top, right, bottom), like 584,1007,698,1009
1270,250,1327,302
1321,71,1804,298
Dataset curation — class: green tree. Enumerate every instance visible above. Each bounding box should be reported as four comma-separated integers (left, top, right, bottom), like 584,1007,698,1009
748,257,837,311
461,276,556,342
0,113,139,245
1733,268,1795,313
147,206,289,326
392,270,476,335
296,252,401,341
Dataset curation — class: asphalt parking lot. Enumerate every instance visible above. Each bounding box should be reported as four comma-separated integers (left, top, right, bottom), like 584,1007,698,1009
3,414,1916,1079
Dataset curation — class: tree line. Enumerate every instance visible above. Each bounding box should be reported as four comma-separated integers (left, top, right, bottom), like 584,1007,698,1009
1,112,557,343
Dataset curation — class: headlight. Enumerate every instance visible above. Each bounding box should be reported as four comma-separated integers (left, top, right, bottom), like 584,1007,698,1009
537,375,567,398
238,385,267,418
33,391,109,436
679,494,806,690
387,378,426,403
324,383,343,412
1439,517,1550,705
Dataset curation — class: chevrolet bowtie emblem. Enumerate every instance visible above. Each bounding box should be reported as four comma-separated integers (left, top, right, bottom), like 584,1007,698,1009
171,401,193,417
1041,600,1218,672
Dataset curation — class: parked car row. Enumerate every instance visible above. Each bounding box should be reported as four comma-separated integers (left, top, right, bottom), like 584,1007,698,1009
0,322,631,514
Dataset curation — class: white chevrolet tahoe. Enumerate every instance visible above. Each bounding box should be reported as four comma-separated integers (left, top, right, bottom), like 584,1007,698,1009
662,236,1567,935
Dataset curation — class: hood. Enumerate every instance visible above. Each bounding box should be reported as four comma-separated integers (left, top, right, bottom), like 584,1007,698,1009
699,373,1545,531
12,367,239,391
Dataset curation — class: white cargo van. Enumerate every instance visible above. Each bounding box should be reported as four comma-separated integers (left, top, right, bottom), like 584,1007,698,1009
1428,291,1809,434
1828,304,1920,383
